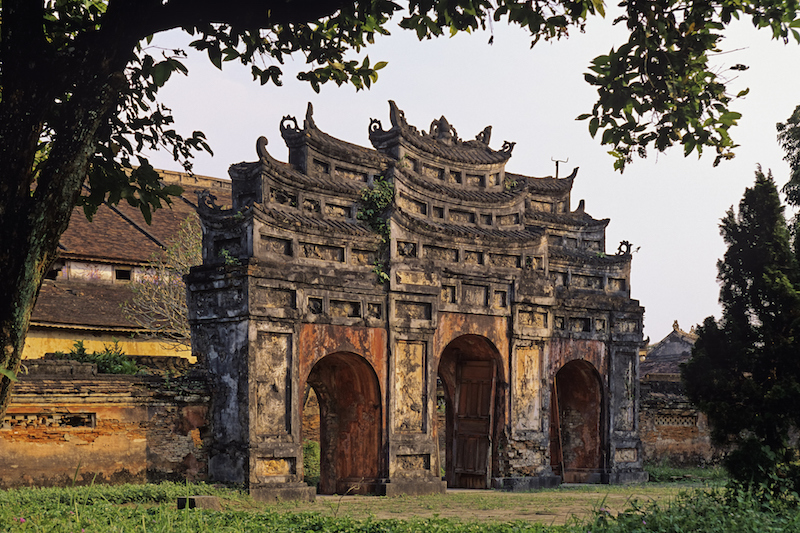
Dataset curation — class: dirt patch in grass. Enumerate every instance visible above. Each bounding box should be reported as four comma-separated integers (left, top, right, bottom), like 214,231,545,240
260,485,691,526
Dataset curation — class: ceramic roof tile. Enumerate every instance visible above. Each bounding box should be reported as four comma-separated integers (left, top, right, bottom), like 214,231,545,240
395,209,543,242
525,210,609,228
398,169,524,204
59,179,231,265
548,246,630,265
259,205,374,237
31,281,139,329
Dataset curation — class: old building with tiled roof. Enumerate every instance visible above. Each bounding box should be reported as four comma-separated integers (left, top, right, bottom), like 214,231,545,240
188,102,646,500
23,171,231,359
639,321,723,465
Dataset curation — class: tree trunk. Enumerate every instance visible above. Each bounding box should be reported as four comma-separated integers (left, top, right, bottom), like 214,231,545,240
0,4,137,418
0,0,353,419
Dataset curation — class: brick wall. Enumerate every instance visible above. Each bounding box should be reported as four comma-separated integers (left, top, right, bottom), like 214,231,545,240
639,375,724,466
0,361,209,488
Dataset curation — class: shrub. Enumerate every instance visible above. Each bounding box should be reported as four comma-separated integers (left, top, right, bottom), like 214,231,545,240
52,340,140,374
589,487,800,532
303,439,321,488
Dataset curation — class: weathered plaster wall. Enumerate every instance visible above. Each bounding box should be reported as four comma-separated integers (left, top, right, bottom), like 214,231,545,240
23,329,194,361
297,324,387,392
433,313,510,371
0,366,209,489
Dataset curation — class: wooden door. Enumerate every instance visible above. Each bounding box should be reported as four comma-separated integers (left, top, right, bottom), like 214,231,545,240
453,360,496,488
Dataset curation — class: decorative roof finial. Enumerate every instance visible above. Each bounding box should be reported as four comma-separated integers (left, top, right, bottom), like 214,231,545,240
304,102,316,130
388,100,407,129
475,126,492,145
256,136,270,160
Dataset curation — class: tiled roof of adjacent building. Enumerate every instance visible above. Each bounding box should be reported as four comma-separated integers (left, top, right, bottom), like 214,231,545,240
640,322,698,376
58,172,231,266
31,281,139,330
34,171,231,332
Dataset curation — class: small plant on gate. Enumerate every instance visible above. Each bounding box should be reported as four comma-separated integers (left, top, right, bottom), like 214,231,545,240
357,176,394,283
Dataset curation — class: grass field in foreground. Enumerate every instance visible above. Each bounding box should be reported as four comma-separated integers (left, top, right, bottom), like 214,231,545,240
1,471,798,533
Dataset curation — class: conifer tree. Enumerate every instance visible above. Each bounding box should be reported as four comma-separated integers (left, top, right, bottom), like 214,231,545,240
683,169,800,492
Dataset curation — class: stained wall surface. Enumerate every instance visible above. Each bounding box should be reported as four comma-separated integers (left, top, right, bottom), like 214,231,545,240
0,362,209,489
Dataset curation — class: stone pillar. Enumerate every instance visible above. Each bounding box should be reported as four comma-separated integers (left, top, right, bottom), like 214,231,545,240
382,325,447,496
188,267,315,501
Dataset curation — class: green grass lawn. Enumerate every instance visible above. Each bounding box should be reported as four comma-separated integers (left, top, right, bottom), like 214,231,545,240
1,473,799,532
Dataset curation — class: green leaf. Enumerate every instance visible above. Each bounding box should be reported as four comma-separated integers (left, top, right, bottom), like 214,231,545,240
0,368,18,382
208,46,222,70
152,61,172,87
589,117,600,137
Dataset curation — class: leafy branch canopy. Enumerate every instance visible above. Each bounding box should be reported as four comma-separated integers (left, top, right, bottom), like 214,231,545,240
0,0,798,418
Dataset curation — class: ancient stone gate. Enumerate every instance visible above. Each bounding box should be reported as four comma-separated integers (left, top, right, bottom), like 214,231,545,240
187,102,646,500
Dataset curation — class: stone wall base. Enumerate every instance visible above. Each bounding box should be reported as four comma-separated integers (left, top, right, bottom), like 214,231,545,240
608,470,649,484
378,479,448,496
492,475,561,491
250,483,317,502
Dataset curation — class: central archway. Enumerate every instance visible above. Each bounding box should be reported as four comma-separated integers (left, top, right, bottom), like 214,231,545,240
437,335,505,489
550,359,605,483
305,352,382,494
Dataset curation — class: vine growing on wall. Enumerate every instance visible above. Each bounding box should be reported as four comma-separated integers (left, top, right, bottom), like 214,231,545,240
357,176,394,283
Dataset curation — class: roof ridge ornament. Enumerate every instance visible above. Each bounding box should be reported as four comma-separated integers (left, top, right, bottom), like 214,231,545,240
501,141,516,154
429,116,458,145
388,100,407,129
256,136,270,160
304,102,316,130
475,126,492,145
280,114,301,135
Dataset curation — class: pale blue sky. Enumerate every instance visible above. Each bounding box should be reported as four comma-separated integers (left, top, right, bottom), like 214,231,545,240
145,11,800,343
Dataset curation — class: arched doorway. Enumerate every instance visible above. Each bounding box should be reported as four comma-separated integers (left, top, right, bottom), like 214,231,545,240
305,352,382,494
437,335,505,489
550,360,605,483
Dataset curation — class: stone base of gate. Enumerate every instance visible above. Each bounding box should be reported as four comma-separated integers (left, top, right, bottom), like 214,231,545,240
250,483,317,502
492,475,561,492
377,478,448,497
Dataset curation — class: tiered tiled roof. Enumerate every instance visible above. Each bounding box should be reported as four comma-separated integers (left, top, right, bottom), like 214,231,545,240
257,139,367,196
516,171,576,194
369,101,514,165
398,168,525,204
395,209,543,242
280,103,392,169
258,205,376,238
525,210,609,229
548,245,631,265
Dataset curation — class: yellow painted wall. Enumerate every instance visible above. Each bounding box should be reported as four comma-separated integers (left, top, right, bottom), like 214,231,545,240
23,328,194,363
